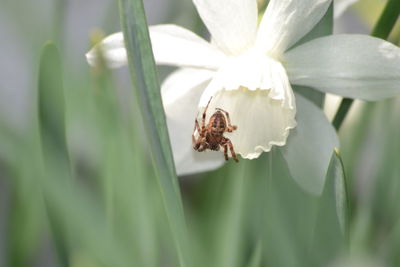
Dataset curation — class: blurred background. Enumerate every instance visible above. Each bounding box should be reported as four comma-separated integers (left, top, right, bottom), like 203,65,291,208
1,0,400,266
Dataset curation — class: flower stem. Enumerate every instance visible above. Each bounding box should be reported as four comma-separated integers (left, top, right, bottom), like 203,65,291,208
332,98,353,130
332,0,400,131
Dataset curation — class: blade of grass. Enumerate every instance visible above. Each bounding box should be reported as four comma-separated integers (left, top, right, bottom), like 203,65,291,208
263,149,305,267
89,33,161,266
41,173,133,267
38,42,70,267
6,161,44,267
117,0,189,266
312,149,349,265
38,42,136,267
38,42,69,165
333,0,400,131
215,163,246,267
246,151,312,267
245,241,262,267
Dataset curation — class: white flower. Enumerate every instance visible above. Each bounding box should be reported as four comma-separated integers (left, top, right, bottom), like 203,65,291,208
87,0,400,194
334,0,358,18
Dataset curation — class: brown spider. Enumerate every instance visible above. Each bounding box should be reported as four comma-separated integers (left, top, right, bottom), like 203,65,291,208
192,97,239,162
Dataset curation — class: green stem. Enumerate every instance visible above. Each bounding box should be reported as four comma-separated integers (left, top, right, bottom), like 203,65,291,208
370,0,400,39
332,0,400,131
332,98,353,130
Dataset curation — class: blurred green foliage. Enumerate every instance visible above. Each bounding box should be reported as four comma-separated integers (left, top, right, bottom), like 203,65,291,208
0,0,399,267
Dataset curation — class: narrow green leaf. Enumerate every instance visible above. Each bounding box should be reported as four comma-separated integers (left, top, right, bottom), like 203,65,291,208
41,176,133,267
6,177,43,267
88,47,159,266
244,150,316,267
312,149,349,265
38,42,70,266
38,42,68,163
117,0,189,266
331,149,350,236
262,149,312,267
215,163,246,267
245,241,262,267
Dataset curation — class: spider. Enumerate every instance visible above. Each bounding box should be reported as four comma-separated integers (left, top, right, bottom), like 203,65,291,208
192,97,239,162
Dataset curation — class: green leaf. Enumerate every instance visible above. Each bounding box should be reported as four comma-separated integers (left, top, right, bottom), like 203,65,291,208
312,149,349,265
88,47,160,266
38,42,68,159
37,42,70,267
281,94,339,195
37,43,136,266
41,176,133,267
245,241,262,267
215,163,246,267
261,149,314,267
117,0,189,266
6,176,43,267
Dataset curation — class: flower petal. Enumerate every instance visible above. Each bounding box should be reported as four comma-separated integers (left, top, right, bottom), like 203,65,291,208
281,93,339,195
334,0,358,18
193,0,258,55
150,25,226,69
198,51,295,108
86,32,128,68
285,34,400,100
204,88,296,160
86,25,225,69
162,68,225,175
256,0,332,55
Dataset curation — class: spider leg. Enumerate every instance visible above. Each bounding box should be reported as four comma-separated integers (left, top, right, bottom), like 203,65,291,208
201,97,213,132
193,118,202,150
215,108,237,132
192,135,200,150
223,137,239,162
197,139,209,152
193,118,201,134
223,144,229,161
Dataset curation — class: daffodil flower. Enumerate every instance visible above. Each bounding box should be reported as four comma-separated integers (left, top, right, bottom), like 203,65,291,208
87,0,400,194
334,0,358,18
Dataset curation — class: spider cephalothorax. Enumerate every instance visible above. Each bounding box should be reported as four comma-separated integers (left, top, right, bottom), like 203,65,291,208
192,97,239,162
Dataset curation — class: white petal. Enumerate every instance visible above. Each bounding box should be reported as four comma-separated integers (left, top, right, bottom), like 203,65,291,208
256,0,332,55
204,88,296,159
86,25,225,69
86,32,128,68
285,34,400,101
162,68,225,175
150,25,225,69
199,50,295,108
281,93,339,195
334,0,358,18
193,0,258,55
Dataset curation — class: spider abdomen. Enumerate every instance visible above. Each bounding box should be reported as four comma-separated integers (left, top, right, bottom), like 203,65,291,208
206,133,223,151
